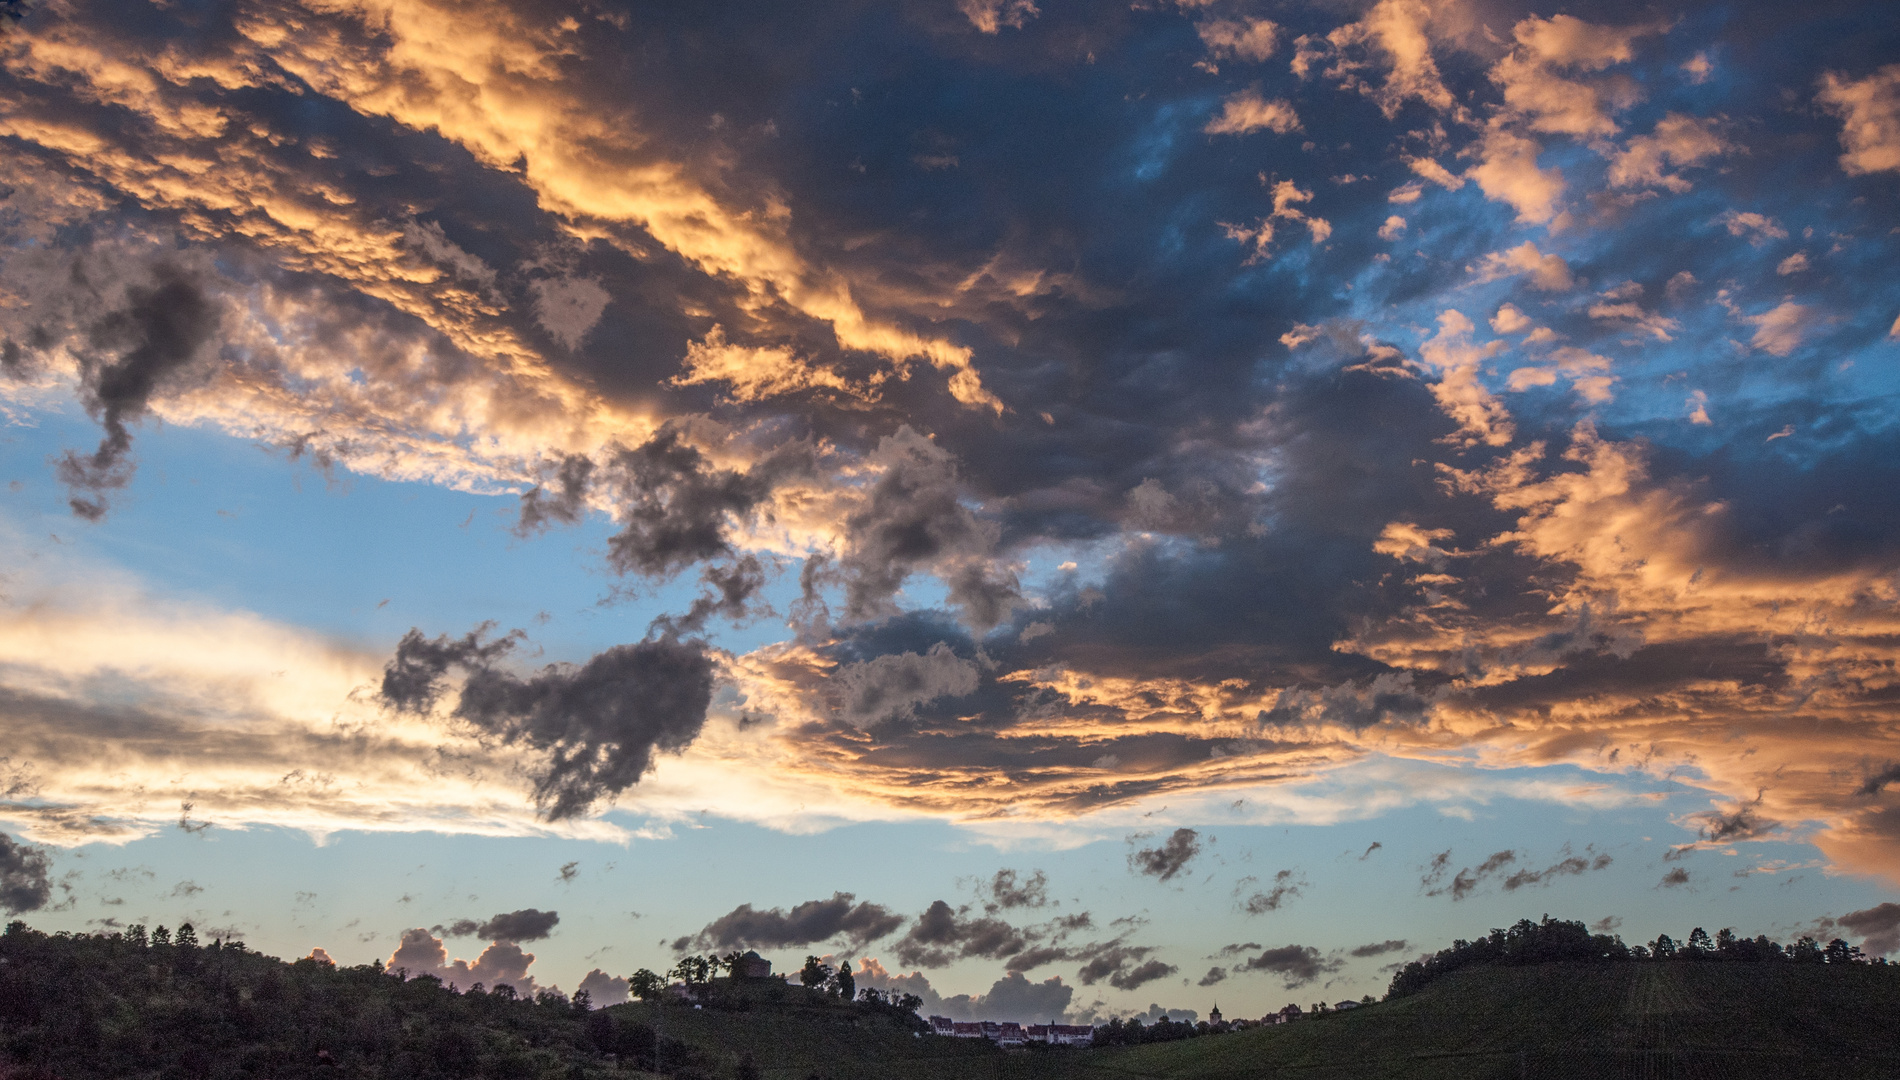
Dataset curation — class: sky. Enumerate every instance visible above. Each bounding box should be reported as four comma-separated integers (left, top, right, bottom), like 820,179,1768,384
1,0,1898,1024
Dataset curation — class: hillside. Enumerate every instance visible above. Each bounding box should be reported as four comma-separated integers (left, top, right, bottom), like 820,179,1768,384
4,922,1898,1080
1059,961,1900,1080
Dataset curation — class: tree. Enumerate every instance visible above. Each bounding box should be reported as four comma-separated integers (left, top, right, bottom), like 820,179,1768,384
835,960,854,1001
175,923,198,949
628,969,664,1001
799,956,832,989
1685,928,1713,958
1650,934,1677,959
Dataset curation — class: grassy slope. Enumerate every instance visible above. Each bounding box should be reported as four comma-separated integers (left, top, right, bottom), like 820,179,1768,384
654,963,1900,1080
611,980,1002,1080
1063,962,1900,1080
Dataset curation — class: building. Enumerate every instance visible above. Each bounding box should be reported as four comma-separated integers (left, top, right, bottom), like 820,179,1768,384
931,1016,1094,1046
1208,1004,1223,1026
1333,1000,1361,1011
1028,1024,1096,1046
731,951,772,979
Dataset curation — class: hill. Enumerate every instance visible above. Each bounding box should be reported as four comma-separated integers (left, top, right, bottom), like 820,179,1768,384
4,920,1898,1080
1052,961,1900,1080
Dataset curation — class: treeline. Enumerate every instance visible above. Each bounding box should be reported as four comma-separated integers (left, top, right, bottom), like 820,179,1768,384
0,920,715,1080
1387,915,1888,999
1089,1014,1209,1047
630,952,924,1025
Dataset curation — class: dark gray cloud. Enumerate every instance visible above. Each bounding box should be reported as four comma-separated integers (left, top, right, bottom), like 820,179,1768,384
1837,902,1900,955
1698,794,1780,844
0,832,51,914
1348,939,1408,958
1129,828,1201,882
1240,945,1340,989
1659,868,1692,889
380,627,715,819
985,869,1049,912
55,264,215,520
1074,941,1176,991
1239,869,1303,914
597,428,774,580
514,454,596,536
1422,850,1518,902
1359,842,1382,860
687,892,903,951
891,900,1029,968
1108,958,1177,991
1861,763,1900,797
478,909,560,943
1502,850,1613,891
1197,966,1226,987
835,643,979,727
838,427,1018,631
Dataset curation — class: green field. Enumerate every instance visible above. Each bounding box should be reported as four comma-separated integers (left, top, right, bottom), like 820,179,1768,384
636,962,1900,1080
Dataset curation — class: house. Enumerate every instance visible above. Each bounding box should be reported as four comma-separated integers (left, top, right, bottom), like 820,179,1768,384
933,1017,1094,1045
1208,1004,1223,1027
1333,1000,1361,1011
731,951,772,979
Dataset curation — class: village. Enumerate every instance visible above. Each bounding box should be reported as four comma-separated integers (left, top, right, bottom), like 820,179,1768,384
671,951,1370,1048
924,999,1371,1046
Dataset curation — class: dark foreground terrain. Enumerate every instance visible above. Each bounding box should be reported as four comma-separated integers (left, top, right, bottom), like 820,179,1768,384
2,920,1896,1080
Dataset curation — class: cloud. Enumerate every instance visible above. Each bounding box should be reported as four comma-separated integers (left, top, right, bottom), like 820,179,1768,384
1197,966,1227,986
477,909,560,944
1417,310,1512,447
1744,302,1811,356
1501,850,1612,890
0,832,52,914
1467,121,1565,225
1108,958,1178,991
1719,211,1789,243
1240,944,1340,988
1076,942,1174,990
1204,90,1301,136
386,928,539,996
1239,869,1303,914
1129,828,1201,881
859,961,1074,1023
835,644,980,727
54,264,216,520
687,893,904,951
1378,215,1407,241
1860,763,1900,797
1658,868,1691,889
577,968,630,1007
1421,849,1518,901
1195,18,1279,63
1817,65,1900,175
1349,939,1408,958
891,900,1029,968
1608,114,1731,192
1308,0,1457,119
1471,243,1575,291
379,627,717,820
838,428,1019,632
959,0,1039,34
1837,902,1900,955
986,869,1050,912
